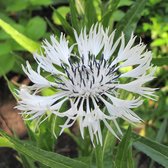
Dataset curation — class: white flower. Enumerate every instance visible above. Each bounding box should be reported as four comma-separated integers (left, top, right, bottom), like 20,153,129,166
16,24,156,146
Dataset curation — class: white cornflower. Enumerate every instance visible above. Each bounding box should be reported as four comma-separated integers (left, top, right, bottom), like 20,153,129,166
16,24,156,146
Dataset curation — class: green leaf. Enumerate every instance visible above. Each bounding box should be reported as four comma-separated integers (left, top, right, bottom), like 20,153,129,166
156,119,167,142
0,136,14,148
11,54,25,74
102,125,116,168
152,57,168,66
53,10,74,37
151,38,168,47
45,17,61,37
76,156,92,167
0,42,12,55
0,29,10,40
19,154,37,168
115,126,134,168
95,145,103,168
127,144,134,168
101,0,120,27
4,75,19,100
149,119,168,168
30,0,52,6
36,117,56,151
0,130,88,168
0,19,40,53
115,0,147,41
84,0,97,29
134,135,168,167
69,0,79,32
25,17,47,40
6,0,29,12
0,54,15,75
112,10,125,21
75,0,85,15
52,7,70,25
118,0,133,7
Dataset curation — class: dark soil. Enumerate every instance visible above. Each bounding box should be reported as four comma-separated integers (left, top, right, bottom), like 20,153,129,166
0,148,23,168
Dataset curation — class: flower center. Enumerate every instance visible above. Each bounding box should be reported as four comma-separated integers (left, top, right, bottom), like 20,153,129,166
56,56,119,98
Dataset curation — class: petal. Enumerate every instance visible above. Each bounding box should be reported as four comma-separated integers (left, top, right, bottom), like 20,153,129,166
22,61,56,88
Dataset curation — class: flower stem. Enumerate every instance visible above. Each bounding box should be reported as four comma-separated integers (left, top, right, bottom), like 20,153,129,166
95,145,104,168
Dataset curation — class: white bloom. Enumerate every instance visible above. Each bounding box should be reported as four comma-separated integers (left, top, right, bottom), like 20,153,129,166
16,24,156,146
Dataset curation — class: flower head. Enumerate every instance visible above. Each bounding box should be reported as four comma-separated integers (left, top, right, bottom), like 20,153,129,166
16,24,156,146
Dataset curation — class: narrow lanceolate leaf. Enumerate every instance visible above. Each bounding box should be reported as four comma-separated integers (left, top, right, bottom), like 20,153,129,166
0,19,40,53
0,137,14,148
0,130,88,168
102,122,117,168
149,119,168,168
115,0,147,41
69,0,79,33
102,127,116,159
45,17,61,37
102,0,120,27
115,126,134,168
156,119,167,142
152,57,168,66
95,145,103,168
4,75,19,100
134,135,168,167
53,11,74,38
84,0,97,29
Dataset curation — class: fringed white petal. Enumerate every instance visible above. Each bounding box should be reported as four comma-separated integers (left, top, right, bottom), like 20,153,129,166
33,53,62,75
103,30,121,60
116,68,156,99
42,34,72,66
22,61,55,89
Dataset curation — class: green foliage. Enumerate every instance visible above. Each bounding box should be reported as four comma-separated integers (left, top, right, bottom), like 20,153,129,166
0,54,15,76
115,126,134,168
84,0,97,29
115,0,147,41
101,0,120,27
102,122,116,168
0,136,14,148
134,134,168,167
136,0,168,58
95,145,104,168
0,130,88,168
52,6,70,25
25,17,47,40
69,0,79,32
53,10,74,38
152,57,168,66
0,19,40,53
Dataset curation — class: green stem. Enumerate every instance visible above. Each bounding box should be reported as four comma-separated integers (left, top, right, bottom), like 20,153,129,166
95,145,104,168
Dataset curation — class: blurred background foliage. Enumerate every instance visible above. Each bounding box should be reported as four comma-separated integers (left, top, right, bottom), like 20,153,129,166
0,0,168,168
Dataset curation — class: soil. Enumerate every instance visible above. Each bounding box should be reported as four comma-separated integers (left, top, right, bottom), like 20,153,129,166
0,76,27,168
